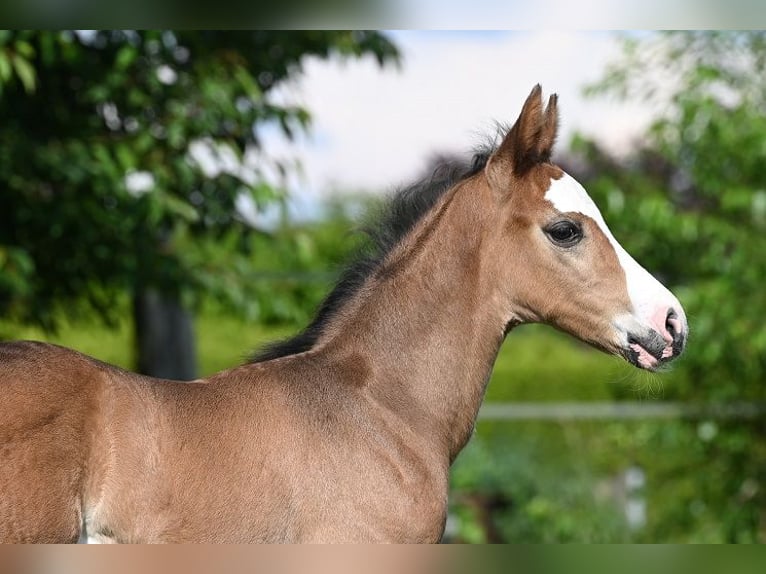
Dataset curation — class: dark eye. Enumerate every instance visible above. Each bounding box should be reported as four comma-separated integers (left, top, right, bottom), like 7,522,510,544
545,220,583,247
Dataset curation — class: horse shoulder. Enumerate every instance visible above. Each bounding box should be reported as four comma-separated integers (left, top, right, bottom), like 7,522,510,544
268,351,450,542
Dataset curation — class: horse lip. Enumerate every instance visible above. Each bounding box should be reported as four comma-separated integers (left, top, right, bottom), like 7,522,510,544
624,330,675,371
623,345,644,369
627,333,665,361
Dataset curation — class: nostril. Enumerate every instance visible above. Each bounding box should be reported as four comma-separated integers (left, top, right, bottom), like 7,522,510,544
665,308,678,338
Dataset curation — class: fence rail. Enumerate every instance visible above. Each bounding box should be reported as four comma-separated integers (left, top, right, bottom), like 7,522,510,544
477,401,766,421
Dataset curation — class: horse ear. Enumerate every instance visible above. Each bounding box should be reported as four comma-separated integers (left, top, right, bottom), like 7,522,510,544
486,85,559,188
538,92,558,161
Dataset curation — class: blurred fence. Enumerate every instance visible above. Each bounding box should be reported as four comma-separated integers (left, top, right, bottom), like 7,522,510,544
477,401,766,421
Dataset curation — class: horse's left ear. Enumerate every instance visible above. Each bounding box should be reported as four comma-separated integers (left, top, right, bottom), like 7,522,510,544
486,85,559,189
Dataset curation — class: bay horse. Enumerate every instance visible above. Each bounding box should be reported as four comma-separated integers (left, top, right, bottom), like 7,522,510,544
0,86,687,543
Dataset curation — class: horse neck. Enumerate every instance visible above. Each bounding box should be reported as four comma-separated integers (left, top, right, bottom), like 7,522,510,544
318,178,509,461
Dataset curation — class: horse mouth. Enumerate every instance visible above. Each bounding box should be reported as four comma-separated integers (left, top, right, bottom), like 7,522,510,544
624,333,675,371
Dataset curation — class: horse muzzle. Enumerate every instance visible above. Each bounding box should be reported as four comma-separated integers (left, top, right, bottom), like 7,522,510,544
620,306,688,371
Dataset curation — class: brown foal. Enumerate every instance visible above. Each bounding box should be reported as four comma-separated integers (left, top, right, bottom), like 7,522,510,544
0,86,688,543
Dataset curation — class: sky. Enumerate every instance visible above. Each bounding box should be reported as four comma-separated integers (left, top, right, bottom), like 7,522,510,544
252,31,660,219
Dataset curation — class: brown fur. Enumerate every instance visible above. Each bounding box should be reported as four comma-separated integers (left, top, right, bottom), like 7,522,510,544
1,87,653,543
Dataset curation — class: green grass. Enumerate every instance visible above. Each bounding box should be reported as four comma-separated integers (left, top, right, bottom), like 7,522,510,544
490,324,631,402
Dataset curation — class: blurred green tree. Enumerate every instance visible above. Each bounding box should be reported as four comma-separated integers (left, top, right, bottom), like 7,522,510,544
575,31,766,542
0,30,398,378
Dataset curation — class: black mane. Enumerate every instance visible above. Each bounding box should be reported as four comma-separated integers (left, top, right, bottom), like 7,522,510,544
248,145,494,364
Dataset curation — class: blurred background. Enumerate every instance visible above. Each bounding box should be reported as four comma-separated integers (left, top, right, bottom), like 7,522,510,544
0,30,764,543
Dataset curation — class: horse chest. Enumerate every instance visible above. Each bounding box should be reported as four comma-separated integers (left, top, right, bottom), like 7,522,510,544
292,434,450,543
298,476,448,543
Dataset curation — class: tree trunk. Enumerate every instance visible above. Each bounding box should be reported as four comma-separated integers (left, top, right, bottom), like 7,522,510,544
133,288,198,380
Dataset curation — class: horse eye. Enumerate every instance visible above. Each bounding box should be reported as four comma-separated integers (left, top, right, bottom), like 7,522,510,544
545,220,583,247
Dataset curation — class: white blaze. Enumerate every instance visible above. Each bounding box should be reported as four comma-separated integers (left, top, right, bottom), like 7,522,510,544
544,173,686,338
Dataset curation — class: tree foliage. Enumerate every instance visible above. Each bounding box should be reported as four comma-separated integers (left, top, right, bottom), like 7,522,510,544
0,30,398,330
576,31,766,541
